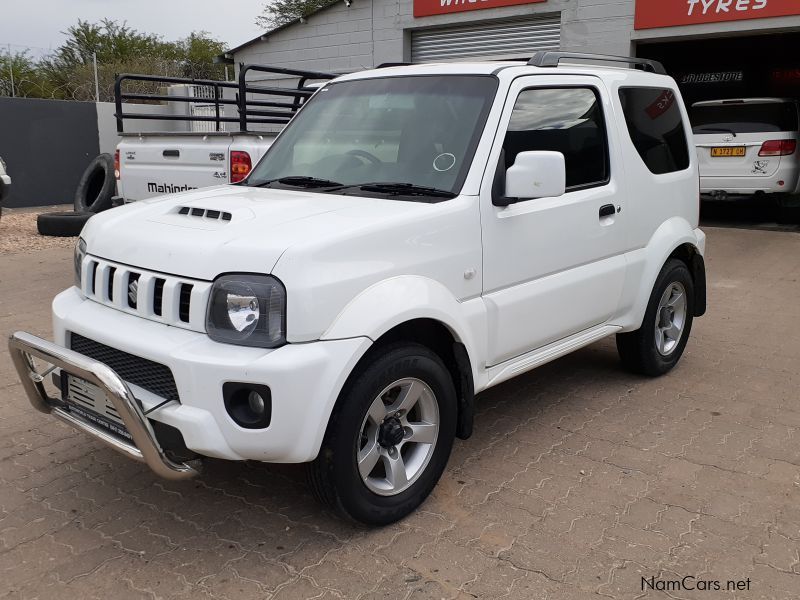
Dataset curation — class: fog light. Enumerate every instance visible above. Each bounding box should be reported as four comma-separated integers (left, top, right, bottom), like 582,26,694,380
223,383,272,429
248,390,266,415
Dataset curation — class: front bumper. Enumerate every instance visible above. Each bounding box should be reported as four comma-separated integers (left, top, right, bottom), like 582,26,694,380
8,331,198,480
48,287,370,465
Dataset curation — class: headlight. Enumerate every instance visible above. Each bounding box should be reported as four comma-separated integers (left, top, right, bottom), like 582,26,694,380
74,238,87,288
206,274,286,348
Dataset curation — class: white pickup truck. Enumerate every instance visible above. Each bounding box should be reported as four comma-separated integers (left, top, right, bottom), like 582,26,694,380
10,53,706,525
113,66,335,202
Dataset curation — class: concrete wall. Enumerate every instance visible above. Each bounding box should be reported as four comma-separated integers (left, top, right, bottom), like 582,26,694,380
0,98,181,207
0,97,100,209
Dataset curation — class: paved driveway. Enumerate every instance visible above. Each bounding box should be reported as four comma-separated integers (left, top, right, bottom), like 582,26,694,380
1,227,799,600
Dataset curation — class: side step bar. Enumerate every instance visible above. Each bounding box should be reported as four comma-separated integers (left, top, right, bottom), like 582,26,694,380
7,331,198,480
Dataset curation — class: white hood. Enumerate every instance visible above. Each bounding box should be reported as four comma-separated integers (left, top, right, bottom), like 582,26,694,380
81,185,422,281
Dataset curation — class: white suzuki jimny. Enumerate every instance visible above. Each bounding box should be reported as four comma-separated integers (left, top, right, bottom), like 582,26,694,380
10,52,706,525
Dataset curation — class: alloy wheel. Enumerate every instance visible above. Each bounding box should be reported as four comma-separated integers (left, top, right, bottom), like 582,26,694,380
356,378,440,496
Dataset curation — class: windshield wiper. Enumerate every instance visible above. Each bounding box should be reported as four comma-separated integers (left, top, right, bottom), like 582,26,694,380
694,127,737,137
252,176,343,189
335,182,457,199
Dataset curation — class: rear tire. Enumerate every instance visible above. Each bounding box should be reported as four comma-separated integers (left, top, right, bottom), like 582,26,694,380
617,259,695,376
37,211,92,237
309,343,457,525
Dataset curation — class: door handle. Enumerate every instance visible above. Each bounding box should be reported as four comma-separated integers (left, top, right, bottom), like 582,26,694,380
599,204,616,218
163,150,180,158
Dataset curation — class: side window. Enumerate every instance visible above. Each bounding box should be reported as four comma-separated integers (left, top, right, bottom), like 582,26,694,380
618,87,690,175
503,87,610,190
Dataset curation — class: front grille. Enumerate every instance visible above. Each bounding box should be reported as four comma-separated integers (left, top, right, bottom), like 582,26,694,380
70,333,180,402
107,266,116,301
179,283,193,323
153,278,165,316
78,256,211,333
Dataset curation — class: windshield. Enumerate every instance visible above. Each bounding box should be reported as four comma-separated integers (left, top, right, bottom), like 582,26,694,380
247,75,498,198
691,102,799,134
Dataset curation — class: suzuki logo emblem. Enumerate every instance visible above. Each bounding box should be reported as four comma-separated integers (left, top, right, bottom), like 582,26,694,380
723,135,733,143
128,279,139,305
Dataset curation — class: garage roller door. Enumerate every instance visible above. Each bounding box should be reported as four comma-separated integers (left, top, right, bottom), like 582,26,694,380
411,15,561,63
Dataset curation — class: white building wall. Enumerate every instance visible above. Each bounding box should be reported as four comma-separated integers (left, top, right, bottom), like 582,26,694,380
233,0,637,73
231,0,800,75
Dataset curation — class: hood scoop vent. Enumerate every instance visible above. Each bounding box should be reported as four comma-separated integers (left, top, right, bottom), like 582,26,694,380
177,206,232,222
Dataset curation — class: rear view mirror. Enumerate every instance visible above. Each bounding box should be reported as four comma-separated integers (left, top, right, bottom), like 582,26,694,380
495,151,566,206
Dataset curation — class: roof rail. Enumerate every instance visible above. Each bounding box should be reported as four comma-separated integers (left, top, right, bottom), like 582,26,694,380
528,52,666,75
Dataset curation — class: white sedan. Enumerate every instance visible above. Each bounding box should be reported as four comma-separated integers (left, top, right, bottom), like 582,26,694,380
692,98,800,201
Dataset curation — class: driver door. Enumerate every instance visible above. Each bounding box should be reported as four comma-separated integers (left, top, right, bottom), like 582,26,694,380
480,76,629,366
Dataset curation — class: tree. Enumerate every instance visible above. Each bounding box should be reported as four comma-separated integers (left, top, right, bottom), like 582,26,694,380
256,0,336,29
44,19,173,71
37,19,182,101
0,20,229,101
0,50,53,98
176,31,227,79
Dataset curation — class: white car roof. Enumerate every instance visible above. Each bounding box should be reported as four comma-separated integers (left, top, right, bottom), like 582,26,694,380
334,61,674,83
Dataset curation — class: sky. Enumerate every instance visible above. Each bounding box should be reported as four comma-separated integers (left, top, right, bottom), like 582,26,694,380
1,0,268,58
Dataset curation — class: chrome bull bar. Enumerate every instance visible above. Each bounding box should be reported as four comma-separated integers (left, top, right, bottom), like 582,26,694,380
8,331,199,480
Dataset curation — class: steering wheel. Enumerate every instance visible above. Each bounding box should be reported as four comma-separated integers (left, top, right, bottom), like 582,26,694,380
346,149,382,165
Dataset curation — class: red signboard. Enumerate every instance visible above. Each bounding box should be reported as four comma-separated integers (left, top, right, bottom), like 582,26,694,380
414,0,546,18
635,0,800,30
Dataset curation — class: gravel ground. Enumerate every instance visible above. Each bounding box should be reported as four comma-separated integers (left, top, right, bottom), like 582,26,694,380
0,206,77,254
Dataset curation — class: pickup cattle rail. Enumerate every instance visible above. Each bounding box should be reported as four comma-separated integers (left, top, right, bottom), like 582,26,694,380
113,64,336,133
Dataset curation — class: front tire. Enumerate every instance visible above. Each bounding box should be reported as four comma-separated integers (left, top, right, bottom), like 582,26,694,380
617,259,695,376
309,343,457,525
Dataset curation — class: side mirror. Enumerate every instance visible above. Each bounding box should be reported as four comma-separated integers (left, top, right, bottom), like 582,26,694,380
495,151,566,207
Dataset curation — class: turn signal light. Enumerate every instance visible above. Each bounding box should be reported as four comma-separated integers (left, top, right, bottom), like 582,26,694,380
114,149,120,179
230,151,252,183
758,140,797,157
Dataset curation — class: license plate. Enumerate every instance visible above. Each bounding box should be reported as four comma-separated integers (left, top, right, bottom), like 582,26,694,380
64,374,132,441
711,147,746,157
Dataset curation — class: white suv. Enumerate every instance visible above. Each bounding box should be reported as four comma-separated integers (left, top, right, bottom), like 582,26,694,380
9,53,706,525
692,98,800,200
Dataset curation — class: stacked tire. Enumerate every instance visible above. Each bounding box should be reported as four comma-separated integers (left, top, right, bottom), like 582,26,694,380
37,154,116,237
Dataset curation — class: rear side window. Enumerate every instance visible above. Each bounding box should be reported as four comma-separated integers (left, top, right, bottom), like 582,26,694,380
619,87,690,175
504,87,609,190
691,102,799,134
